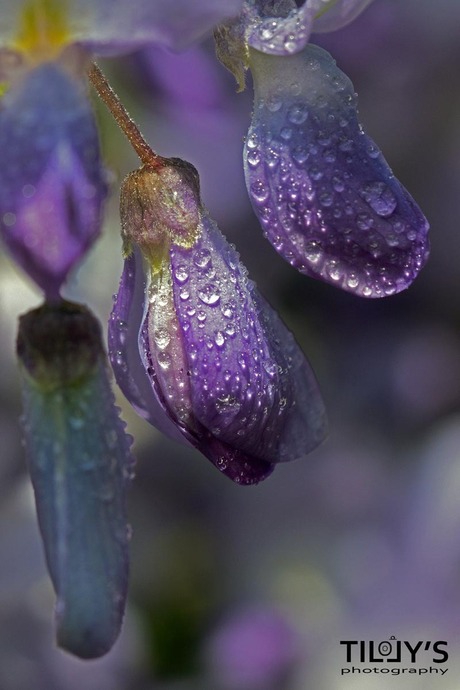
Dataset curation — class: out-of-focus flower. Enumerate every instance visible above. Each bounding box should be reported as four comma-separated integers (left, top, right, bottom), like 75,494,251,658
0,61,107,299
216,0,430,297
17,300,134,658
109,157,327,485
0,0,244,297
206,606,300,690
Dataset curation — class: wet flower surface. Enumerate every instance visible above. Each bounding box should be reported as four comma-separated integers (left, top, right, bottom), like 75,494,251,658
110,160,327,485
244,44,430,296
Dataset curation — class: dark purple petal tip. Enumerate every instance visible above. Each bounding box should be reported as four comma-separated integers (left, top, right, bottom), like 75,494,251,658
0,63,107,298
245,44,430,297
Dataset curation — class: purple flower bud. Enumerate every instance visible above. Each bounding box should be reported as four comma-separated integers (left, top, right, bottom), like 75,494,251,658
244,44,430,297
110,159,326,485
0,62,107,299
17,301,133,659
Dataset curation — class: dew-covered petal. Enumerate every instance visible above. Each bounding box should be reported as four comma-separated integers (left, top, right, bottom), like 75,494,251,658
137,238,276,485
117,160,326,485
169,211,327,468
244,0,318,56
0,62,107,298
109,250,189,445
245,44,430,297
312,0,376,33
17,301,133,659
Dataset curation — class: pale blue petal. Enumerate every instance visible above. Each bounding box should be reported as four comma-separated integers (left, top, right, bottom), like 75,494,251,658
18,303,132,659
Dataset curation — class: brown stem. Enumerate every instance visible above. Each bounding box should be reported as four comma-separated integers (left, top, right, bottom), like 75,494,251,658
88,62,163,168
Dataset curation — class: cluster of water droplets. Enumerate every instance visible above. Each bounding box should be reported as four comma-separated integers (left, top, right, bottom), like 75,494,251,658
168,213,292,461
146,255,192,426
245,44,429,297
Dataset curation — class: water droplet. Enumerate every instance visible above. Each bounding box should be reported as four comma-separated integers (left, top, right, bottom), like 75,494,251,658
326,260,342,281
319,192,333,208
332,175,345,192
154,328,171,349
338,137,353,152
250,179,269,203
158,351,171,370
266,95,282,112
222,304,234,319
283,33,297,53
366,142,380,158
247,133,258,149
309,166,323,181
361,181,397,217
247,149,261,167
280,126,293,141
198,283,221,306
288,103,308,125
179,288,190,301
347,273,359,289
323,148,336,163
356,213,374,231
215,331,225,348
197,310,206,322
194,248,211,268
292,146,308,165
174,265,189,283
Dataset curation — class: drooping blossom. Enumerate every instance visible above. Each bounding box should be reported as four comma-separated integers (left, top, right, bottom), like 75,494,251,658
215,0,430,296
244,44,429,297
17,301,133,658
109,157,327,485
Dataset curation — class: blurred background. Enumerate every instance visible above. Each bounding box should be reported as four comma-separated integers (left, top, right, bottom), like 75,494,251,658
0,0,460,687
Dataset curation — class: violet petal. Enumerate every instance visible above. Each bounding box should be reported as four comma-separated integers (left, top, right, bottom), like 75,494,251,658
77,0,244,54
245,0,318,56
109,250,190,445
0,62,107,298
170,211,326,464
114,160,326,485
245,44,430,297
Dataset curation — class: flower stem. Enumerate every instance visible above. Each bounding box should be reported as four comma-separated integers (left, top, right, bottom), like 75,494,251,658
88,62,163,169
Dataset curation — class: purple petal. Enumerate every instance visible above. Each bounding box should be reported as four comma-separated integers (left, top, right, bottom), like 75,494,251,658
244,44,430,297
245,0,318,56
109,251,190,445
77,0,244,54
169,212,326,465
312,0,376,33
114,161,326,485
0,62,107,298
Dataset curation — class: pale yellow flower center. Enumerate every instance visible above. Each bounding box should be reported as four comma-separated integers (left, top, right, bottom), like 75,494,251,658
13,0,71,63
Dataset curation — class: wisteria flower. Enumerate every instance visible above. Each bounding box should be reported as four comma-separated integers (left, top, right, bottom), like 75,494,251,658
109,157,327,485
0,0,243,296
216,0,430,296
